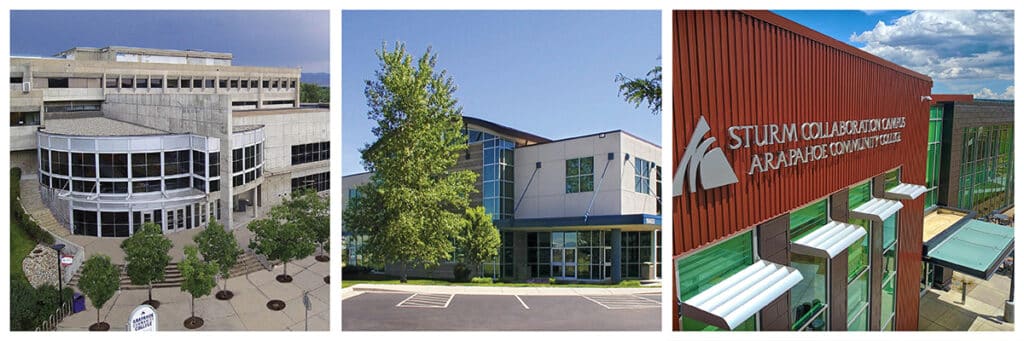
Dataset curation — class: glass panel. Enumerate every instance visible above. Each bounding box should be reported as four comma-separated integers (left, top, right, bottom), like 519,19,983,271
847,232,868,280
677,231,753,302
790,253,827,330
848,181,872,210
882,213,898,250
790,199,828,241
682,315,755,331
847,271,869,327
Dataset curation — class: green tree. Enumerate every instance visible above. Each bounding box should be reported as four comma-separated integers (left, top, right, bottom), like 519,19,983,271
248,214,316,282
615,65,662,115
458,206,501,276
300,82,329,103
179,246,218,329
277,188,330,261
193,219,240,299
78,254,119,330
344,42,477,282
120,222,172,307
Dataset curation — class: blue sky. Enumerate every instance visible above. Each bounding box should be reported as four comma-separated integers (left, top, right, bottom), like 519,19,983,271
11,11,330,72
342,11,661,175
776,10,1014,99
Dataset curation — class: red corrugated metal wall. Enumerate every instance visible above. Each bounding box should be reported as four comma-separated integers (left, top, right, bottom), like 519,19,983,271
673,10,931,331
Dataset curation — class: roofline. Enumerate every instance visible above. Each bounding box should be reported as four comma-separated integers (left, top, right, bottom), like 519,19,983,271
931,94,975,103
463,116,551,143
56,46,233,59
745,10,932,83
516,129,661,149
342,170,373,178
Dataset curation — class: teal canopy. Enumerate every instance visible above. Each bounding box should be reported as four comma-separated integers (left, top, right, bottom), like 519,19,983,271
924,219,1014,280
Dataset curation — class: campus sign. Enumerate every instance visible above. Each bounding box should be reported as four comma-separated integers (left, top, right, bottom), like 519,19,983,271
127,304,158,332
675,116,906,195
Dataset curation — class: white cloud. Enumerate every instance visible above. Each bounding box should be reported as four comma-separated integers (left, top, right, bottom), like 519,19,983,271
973,85,1015,100
850,10,1014,87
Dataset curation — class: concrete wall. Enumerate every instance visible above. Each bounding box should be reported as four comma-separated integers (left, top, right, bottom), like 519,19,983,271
514,132,628,219
619,133,662,216
232,109,329,173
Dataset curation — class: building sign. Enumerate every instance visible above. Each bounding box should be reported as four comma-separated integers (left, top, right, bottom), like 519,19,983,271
60,255,73,267
675,116,906,195
127,304,158,332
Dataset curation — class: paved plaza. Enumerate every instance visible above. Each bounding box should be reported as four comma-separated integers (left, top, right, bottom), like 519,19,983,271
58,255,330,331
919,271,1015,331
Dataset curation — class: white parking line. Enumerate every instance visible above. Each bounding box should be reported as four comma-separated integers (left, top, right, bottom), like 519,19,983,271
582,295,661,310
396,293,454,308
515,295,530,309
633,294,661,304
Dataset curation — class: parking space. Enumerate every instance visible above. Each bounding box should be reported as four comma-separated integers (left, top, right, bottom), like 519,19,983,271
343,292,660,331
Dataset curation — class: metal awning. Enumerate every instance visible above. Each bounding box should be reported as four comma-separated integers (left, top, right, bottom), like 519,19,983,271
924,219,1014,280
681,260,802,330
885,183,928,200
791,221,867,258
849,197,903,222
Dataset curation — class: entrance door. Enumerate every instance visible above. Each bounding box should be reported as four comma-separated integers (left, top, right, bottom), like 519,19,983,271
551,232,578,279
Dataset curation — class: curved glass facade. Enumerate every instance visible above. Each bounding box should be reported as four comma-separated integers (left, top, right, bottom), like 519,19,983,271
37,127,264,237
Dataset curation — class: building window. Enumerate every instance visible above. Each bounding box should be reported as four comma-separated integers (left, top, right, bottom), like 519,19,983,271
193,151,206,177
131,152,161,178
44,101,101,112
51,151,70,176
634,157,654,194
11,111,41,126
880,212,899,330
132,180,162,193
678,230,755,331
120,77,133,89
100,212,130,237
847,266,870,330
244,145,256,169
219,79,227,88
230,79,239,88
136,77,149,89
99,153,128,178
291,172,330,192
40,148,50,173
790,253,828,331
48,78,70,88
73,180,96,193
232,148,244,173
209,179,220,193
209,152,220,176
105,76,118,88
168,78,179,88
790,198,828,240
151,78,163,88
73,209,98,236
262,80,270,88
193,79,203,88
204,79,214,88
71,153,96,178
263,100,295,106
291,141,330,165
100,181,128,194
164,150,190,176
165,177,190,191
193,177,206,192
565,156,594,193
957,125,1013,212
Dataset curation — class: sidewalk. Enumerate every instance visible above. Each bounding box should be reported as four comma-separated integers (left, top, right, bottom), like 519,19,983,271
346,283,662,296
919,271,1014,331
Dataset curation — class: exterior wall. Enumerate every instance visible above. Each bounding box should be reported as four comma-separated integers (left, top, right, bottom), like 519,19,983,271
619,133,662,215
234,109,330,208
673,10,932,331
513,132,625,219
457,143,485,208
941,101,1014,209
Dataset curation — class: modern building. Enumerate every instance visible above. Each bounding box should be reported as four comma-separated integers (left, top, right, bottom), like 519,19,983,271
673,11,935,332
343,116,662,282
10,46,330,237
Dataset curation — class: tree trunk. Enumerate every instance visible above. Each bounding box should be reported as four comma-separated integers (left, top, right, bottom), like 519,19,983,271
401,263,408,283
97,307,101,324
223,276,229,292
191,295,195,319
284,262,288,277
148,283,153,303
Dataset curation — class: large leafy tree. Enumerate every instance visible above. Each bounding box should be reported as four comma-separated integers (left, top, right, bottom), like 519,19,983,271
277,188,330,261
300,83,329,103
78,254,119,331
344,42,477,282
120,222,172,308
248,212,316,282
179,246,218,329
458,206,501,275
615,65,662,115
193,219,240,299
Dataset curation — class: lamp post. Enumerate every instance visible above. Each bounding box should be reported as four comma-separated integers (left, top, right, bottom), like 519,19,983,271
52,243,66,310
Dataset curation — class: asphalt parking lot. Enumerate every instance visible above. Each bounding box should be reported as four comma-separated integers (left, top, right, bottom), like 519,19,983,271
342,292,661,331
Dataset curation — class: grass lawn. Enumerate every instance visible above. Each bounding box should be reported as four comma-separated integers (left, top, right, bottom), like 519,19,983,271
341,276,653,289
11,218,36,283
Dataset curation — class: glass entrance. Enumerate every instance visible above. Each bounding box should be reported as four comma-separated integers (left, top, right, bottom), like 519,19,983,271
551,232,578,279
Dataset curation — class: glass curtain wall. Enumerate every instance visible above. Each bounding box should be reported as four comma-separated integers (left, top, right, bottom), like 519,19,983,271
958,125,1014,213
846,181,871,330
678,231,755,331
924,105,944,209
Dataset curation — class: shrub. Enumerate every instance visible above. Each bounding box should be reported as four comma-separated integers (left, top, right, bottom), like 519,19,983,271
342,265,373,275
9,278,74,331
470,277,493,284
452,263,473,283
10,168,55,245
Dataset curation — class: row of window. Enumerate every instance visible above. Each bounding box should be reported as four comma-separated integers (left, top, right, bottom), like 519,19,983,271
102,76,298,90
40,149,225,180
71,201,220,237
292,172,330,193
291,141,330,165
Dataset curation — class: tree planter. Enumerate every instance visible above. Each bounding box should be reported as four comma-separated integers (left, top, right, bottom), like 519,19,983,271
183,316,204,329
324,276,329,284
215,290,234,300
316,255,330,262
89,322,110,331
276,274,293,283
267,299,286,311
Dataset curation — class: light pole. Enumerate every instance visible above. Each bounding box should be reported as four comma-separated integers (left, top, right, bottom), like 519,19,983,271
52,243,66,310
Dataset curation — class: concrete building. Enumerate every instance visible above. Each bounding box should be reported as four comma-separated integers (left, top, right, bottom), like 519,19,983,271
10,46,329,236
342,116,661,282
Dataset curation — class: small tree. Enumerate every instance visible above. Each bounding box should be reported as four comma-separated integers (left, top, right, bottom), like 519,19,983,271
248,215,316,282
457,206,501,279
193,219,240,300
179,246,218,329
120,222,172,308
276,188,330,261
78,254,119,331
615,65,662,115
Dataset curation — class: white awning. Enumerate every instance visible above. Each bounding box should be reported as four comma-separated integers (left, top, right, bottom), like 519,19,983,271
681,260,803,330
850,197,903,222
885,183,928,200
791,221,867,258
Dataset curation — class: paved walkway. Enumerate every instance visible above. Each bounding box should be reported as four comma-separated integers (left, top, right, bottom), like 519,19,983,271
919,271,1015,331
345,283,661,297
58,255,329,331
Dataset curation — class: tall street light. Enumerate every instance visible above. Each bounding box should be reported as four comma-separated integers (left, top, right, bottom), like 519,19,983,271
52,243,66,310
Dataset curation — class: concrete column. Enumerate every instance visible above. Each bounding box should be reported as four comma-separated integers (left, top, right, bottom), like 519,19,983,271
257,75,264,109
512,231,528,280
611,228,622,283
650,230,658,279
294,77,301,107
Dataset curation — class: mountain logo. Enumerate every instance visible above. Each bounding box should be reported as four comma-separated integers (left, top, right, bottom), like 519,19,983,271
673,116,739,195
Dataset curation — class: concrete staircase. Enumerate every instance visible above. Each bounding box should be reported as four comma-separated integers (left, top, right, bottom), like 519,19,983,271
19,178,70,238
67,252,264,290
